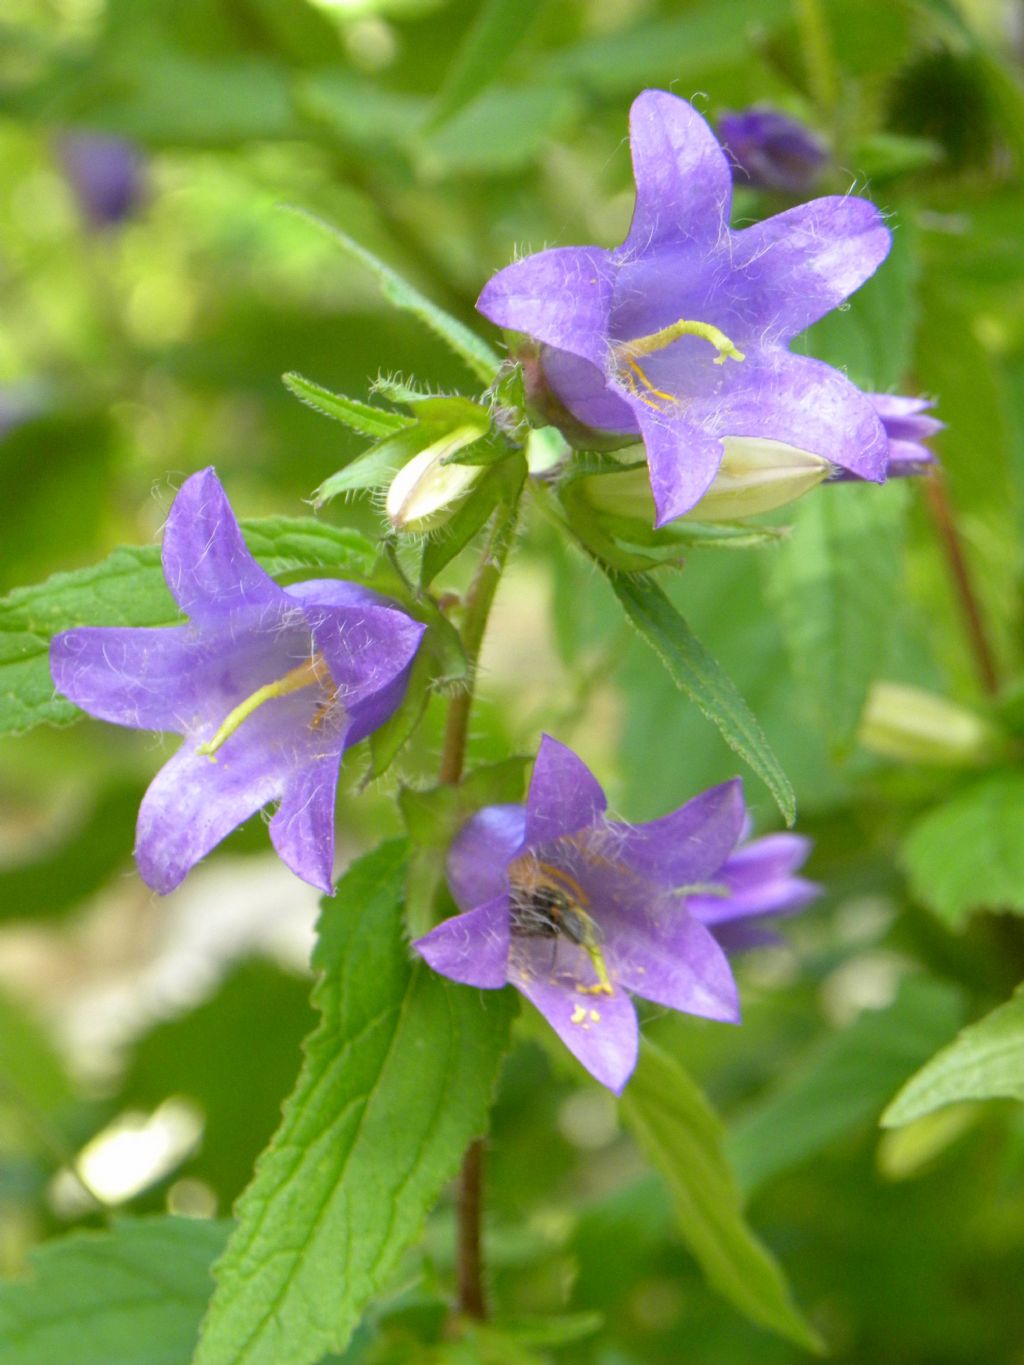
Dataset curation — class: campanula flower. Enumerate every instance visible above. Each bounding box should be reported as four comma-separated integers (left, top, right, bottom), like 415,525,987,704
56,132,146,230
830,394,942,481
477,89,892,527
688,830,820,953
50,469,425,895
717,107,828,195
415,735,758,1092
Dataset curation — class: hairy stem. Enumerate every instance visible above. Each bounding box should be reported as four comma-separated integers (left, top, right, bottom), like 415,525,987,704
923,474,1000,696
438,492,521,1318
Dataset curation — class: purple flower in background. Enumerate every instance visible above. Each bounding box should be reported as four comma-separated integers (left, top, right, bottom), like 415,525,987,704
56,132,146,230
689,830,821,953
717,107,828,195
830,394,943,481
50,469,425,895
416,736,756,1093
477,89,892,527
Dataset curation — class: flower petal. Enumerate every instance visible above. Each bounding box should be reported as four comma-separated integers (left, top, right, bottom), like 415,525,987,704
447,805,527,913
696,351,888,482
515,964,639,1093
525,734,607,846
612,909,740,1023
307,603,425,719
271,746,348,895
630,401,725,526
50,625,203,733
414,896,511,989
134,686,331,893
623,90,733,254
732,195,891,342
162,468,283,618
619,779,746,887
476,247,615,368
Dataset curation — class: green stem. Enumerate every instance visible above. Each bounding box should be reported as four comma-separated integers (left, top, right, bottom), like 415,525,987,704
439,491,522,1322
794,0,840,119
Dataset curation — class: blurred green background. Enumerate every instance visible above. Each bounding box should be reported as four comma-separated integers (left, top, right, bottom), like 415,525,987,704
2,0,1024,1361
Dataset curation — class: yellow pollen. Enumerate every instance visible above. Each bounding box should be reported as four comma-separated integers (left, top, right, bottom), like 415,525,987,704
588,1009,601,1023
197,653,334,760
570,1005,588,1026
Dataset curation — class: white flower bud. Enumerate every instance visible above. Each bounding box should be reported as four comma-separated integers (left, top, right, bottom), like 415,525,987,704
859,682,1000,766
583,437,830,524
385,425,485,532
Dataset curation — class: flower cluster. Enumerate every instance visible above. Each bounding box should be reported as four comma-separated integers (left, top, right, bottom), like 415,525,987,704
50,469,424,895
415,737,817,1091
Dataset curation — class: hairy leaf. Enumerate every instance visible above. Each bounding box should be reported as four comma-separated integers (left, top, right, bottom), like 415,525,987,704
288,208,500,385
282,372,413,437
0,1218,228,1365
620,1039,822,1352
607,572,795,824
902,771,1024,926
195,841,513,1365
883,985,1024,1126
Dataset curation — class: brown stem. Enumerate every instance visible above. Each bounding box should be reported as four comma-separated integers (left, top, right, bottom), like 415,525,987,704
923,474,1000,696
455,1138,487,1320
437,494,522,1319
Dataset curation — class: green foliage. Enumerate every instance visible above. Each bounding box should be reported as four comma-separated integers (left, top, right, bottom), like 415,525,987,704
620,1039,822,1352
428,0,546,130
195,841,514,1365
608,572,796,825
728,977,965,1194
883,985,1024,1125
902,772,1024,926
0,1218,228,1365
769,482,909,752
0,518,376,737
282,373,414,439
288,209,500,386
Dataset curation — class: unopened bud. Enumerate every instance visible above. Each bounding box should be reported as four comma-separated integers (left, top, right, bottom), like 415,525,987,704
385,425,485,532
859,682,1000,766
583,437,830,524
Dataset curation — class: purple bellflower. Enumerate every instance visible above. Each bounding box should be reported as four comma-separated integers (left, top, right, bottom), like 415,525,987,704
415,735,797,1093
56,132,146,230
477,89,892,527
830,394,942,482
50,469,425,895
717,107,828,196
689,829,821,954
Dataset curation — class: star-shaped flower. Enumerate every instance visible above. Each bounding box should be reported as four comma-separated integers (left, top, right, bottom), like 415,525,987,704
477,89,892,527
415,735,758,1093
50,468,425,895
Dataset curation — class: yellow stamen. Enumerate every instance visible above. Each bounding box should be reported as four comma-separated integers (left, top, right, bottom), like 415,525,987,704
624,359,676,408
197,654,334,760
578,944,614,996
570,1005,588,1026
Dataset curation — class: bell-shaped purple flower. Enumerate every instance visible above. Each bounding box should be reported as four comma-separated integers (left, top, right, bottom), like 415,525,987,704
55,132,146,230
688,831,821,953
415,736,761,1093
477,89,892,527
50,469,425,895
717,107,828,196
830,394,943,482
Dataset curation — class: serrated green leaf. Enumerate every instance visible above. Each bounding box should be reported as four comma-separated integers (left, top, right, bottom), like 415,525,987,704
195,841,513,1365
620,1039,822,1353
428,0,545,129
0,518,376,738
902,772,1024,926
282,372,413,438
288,208,500,385
728,977,965,1194
768,482,908,752
882,985,1024,1126
606,572,795,824
0,1217,228,1365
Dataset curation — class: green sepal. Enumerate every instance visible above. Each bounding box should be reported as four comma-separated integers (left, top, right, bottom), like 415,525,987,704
420,455,526,588
282,371,413,437
312,426,426,506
